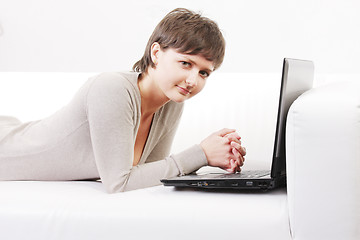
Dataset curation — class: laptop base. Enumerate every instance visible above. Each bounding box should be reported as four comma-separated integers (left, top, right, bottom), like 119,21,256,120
161,171,286,191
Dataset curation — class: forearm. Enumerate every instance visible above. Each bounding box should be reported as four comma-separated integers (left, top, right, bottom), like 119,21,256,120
106,145,207,193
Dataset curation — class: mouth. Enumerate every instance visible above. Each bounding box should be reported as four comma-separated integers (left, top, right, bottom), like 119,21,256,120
176,85,191,95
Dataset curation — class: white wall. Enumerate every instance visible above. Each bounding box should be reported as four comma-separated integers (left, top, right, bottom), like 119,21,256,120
0,0,359,74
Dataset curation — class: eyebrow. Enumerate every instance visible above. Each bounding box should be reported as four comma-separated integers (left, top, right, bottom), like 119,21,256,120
183,56,214,73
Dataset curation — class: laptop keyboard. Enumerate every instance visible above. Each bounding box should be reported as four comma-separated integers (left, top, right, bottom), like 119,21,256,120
170,170,271,180
217,170,270,179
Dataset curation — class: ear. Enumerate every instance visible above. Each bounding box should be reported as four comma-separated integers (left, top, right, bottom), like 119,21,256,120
150,42,161,66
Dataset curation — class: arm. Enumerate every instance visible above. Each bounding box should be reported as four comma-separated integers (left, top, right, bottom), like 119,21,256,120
146,113,208,176
86,73,206,193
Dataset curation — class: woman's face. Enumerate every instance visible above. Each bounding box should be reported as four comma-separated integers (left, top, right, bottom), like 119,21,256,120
150,43,214,103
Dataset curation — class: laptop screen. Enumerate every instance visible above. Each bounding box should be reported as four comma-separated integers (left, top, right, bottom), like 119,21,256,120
271,58,314,178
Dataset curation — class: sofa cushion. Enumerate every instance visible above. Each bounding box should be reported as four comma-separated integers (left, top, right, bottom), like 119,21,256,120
0,181,290,240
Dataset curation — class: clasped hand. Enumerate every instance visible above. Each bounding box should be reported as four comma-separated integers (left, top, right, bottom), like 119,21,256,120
200,128,246,173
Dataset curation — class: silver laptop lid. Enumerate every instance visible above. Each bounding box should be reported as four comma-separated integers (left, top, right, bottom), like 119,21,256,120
271,58,314,178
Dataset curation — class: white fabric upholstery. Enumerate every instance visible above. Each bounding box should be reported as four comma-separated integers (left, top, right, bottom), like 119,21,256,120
286,81,360,240
0,181,290,240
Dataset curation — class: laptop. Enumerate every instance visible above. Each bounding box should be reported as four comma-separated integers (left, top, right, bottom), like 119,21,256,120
161,58,314,190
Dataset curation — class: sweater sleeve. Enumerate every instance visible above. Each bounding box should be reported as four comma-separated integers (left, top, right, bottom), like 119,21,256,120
146,111,208,176
86,73,207,193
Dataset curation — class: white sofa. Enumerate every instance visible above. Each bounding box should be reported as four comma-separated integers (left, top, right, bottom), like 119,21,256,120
0,72,359,240
286,80,360,240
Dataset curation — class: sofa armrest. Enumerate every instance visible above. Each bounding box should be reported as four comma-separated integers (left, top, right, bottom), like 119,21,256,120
286,81,360,240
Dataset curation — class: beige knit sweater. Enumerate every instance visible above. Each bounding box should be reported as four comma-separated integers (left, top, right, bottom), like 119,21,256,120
0,72,208,193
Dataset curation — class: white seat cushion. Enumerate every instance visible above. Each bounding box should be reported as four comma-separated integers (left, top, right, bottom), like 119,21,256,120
0,181,290,240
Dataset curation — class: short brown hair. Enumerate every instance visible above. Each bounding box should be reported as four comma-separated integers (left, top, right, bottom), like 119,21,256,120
133,8,225,73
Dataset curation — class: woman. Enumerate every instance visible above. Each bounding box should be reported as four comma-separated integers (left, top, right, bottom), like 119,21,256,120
0,8,246,193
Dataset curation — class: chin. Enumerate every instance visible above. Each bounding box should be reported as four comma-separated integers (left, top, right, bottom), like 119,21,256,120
170,94,191,103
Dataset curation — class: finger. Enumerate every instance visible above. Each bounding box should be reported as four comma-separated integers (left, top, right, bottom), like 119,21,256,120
232,142,242,151
230,142,246,157
230,159,238,173
227,150,238,163
224,132,241,142
239,149,245,165
225,132,241,140
226,136,242,145
234,159,241,173
239,155,245,166
218,128,236,137
226,159,237,173
228,145,240,158
232,148,244,166
232,148,240,165
235,161,241,172
230,141,240,149
225,162,233,173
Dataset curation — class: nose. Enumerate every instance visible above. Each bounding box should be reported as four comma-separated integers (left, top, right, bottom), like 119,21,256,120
185,72,198,88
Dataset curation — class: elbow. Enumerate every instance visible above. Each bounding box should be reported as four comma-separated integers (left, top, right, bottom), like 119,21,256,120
102,173,130,194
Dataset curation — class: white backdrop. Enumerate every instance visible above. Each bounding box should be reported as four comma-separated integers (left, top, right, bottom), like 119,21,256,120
0,0,359,74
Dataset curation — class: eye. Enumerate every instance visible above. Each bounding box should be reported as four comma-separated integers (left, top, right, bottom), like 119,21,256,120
199,70,210,78
180,61,191,68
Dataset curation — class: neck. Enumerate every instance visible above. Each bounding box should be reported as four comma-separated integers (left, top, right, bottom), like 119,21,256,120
137,70,170,116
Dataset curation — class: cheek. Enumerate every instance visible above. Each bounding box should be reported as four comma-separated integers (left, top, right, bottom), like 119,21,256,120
192,81,206,96
158,61,180,80
199,79,206,90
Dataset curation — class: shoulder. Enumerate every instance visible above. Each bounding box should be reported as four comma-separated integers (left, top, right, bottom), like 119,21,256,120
87,72,140,96
85,72,141,113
